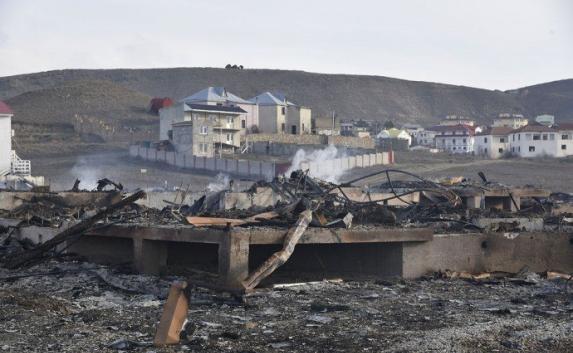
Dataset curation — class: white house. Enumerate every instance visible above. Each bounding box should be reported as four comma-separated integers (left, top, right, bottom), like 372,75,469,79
377,128,412,146
249,92,311,135
0,101,13,175
475,127,513,159
439,115,475,127
159,87,254,140
508,123,573,158
430,124,478,154
492,113,528,129
0,100,31,177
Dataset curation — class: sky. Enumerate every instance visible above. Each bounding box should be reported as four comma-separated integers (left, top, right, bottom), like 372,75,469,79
0,0,571,90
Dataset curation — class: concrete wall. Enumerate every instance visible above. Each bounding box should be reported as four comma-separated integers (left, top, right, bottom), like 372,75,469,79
130,145,392,181
402,232,573,278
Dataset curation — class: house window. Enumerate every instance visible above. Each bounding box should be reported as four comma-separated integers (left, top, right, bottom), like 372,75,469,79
281,107,286,115
463,138,466,143
241,120,246,129
227,116,233,124
533,134,540,140
500,137,505,143
542,134,548,141
199,143,208,153
167,130,173,140
562,134,569,140
484,137,488,143
453,139,456,144
511,147,514,152
529,146,535,152
550,134,555,140
200,126,208,134
442,139,445,144
302,124,305,132
512,135,515,141
484,148,487,153
518,134,521,141
498,148,503,153
453,147,456,150
562,145,567,150
226,133,233,143
526,134,532,140
193,113,200,120
518,146,520,152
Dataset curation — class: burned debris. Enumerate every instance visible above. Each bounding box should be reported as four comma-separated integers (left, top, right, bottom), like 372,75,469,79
0,168,572,351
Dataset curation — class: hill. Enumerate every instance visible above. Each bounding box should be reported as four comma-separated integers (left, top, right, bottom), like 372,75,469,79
5,80,157,155
2,68,570,127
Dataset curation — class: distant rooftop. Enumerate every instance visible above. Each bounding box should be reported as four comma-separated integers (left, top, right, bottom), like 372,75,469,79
181,87,251,105
184,103,246,114
250,91,296,106
0,100,13,115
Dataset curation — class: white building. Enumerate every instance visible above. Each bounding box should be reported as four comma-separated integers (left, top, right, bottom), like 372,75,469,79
430,124,478,154
377,128,412,146
249,92,311,135
492,113,528,129
0,101,13,175
508,123,573,158
534,114,555,126
475,127,513,159
439,115,475,127
159,87,254,140
0,100,32,179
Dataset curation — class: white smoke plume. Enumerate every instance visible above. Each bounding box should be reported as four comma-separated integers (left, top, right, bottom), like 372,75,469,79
69,156,102,190
285,144,346,183
207,173,231,192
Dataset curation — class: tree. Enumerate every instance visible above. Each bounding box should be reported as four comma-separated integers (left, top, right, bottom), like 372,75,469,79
239,65,244,70
383,120,395,129
225,64,232,69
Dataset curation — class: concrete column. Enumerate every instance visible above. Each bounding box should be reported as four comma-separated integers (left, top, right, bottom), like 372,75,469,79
133,238,167,275
218,232,249,289
465,195,482,209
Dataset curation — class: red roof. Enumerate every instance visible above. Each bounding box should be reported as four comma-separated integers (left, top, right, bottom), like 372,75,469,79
0,101,13,115
513,122,556,133
477,126,514,136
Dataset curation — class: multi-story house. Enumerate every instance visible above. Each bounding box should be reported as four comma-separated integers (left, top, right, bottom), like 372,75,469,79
508,123,573,158
439,115,475,127
171,104,246,157
492,113,528,129
160,87,254,140
249,92,311,134
475,127,513,159
430,124,477,154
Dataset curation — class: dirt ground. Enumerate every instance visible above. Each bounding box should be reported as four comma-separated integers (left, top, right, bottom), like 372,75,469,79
27,149,573,193
0,260,572,353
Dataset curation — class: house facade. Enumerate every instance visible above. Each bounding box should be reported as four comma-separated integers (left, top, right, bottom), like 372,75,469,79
439,115,475,127
492,113,528,129
0,101,31,176
508,123,573,158
171,104,246,157
0,101,13,175
430,124,477,154
250,92,312,135
160,87,255,140
475,127,513,159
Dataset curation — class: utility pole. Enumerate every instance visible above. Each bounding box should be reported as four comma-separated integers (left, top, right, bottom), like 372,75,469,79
331,111,335,134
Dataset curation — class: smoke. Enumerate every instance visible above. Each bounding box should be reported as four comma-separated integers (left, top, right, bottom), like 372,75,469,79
285,144,346,183
69,156,103,190
207,173,231,192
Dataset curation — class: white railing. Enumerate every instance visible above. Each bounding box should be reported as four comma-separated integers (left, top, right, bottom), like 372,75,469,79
10,150,31,175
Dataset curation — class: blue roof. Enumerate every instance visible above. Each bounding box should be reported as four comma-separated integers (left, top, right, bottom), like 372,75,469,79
181,87,251,105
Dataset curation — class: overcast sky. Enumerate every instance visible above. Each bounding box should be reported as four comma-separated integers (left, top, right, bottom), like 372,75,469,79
0,0,571,90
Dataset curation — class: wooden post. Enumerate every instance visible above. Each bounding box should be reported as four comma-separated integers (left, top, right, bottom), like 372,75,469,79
218,232,250,290
154,281,188,346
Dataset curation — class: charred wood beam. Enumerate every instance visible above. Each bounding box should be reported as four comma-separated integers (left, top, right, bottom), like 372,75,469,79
2,190,146,269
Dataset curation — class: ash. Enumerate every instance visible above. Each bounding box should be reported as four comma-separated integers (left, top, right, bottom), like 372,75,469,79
1,260,571,352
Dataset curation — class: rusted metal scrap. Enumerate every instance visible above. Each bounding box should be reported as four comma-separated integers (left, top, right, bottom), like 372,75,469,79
2,190,146,269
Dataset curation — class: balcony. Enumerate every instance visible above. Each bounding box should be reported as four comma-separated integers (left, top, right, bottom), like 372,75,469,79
10,150,31,176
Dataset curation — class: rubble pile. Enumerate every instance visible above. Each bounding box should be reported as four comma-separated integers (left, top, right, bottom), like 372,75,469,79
0,260,572,352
